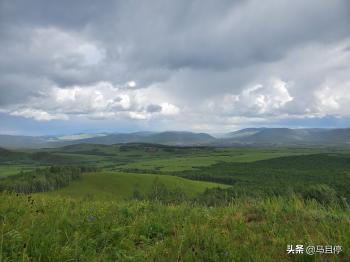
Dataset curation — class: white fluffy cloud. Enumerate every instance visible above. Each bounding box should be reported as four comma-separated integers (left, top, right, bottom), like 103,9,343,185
221,78,294,116
10,108,68,121
4,81,180,121
314,84,350,117
160,103,180,116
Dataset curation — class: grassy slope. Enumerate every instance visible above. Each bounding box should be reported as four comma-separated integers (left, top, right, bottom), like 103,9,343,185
0,165,25,178
46,172,229,200
120,148,321,172
0,145,327,175
0,165,37,178
1,194,349,261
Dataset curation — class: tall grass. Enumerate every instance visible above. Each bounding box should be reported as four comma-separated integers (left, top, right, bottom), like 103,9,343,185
1,193,349,261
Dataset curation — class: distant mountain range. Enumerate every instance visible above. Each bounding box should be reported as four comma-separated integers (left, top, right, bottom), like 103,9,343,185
1,128,350,148
0,131,215,148
219,128,350,146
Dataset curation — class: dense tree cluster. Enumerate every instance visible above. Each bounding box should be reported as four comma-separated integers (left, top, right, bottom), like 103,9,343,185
0,166,99,194
163,154,350,206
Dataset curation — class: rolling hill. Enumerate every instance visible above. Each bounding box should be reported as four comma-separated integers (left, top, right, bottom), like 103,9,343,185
217,128,350,146
0,135,52,149
2,128,350,148
0,147,29,162
46,171,229,200
0,131,215,148
71,131,215,146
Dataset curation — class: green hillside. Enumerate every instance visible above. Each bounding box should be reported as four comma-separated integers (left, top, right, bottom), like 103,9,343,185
2,194,349,261
46,172,229,200
2,145,350,261
121,148,317,172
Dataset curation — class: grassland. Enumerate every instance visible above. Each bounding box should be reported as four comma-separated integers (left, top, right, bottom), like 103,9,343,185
120,147,319,172
0,165,33,178
46,172,229,200
1,144,350,261
1,193,349,261
0,144,333,175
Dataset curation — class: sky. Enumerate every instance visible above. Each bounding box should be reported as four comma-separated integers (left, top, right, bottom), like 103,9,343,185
1,0,350,135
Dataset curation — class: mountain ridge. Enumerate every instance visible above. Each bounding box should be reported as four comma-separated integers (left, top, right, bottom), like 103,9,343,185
1,128,350,148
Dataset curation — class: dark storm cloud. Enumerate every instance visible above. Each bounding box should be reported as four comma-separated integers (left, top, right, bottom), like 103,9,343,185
0,0,115,29
93,0,350,70
0,0,350,132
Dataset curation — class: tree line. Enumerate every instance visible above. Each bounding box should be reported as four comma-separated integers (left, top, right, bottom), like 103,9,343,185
0,166,99,194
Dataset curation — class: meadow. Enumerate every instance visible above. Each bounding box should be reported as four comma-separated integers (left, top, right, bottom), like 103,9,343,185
1,194,349,261
1,144,350,261
46,172,230,201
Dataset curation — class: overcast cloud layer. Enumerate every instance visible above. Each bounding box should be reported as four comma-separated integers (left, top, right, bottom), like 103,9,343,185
1,0,350,135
